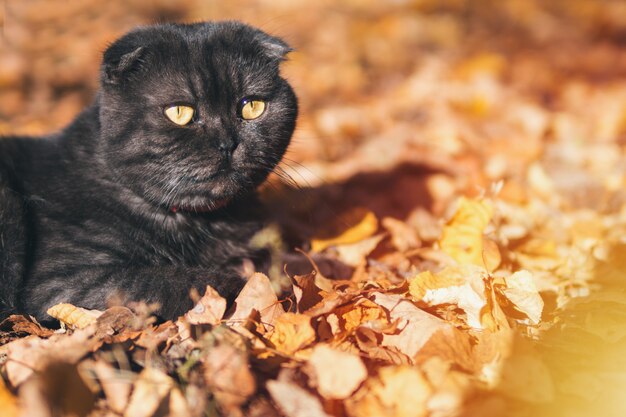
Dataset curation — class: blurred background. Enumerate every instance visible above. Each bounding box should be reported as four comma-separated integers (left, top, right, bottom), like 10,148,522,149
2,1,626,416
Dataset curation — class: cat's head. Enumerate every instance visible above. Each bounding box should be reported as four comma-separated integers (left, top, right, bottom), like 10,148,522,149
97,21,297,213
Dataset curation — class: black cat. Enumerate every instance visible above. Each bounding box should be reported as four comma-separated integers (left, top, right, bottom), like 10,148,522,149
0,21,297,321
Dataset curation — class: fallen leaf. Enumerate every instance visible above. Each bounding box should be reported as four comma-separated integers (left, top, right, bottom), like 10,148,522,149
334,234,385,267
203,343,256,411
372,293,450,359
500,270,544,324
346,366,431,417
47,303,102,329
268,313,316,355
5,327,95,387
93,360,133,414
382,217,421,252
307,344,367,400
0,315,55,338
311,208,379,252
124,367,173,417
409,266,489,329
229,273,284,329
439,197,495,268
185,285,227,325
332,298,389,334
267,377,332,417
292,273,326,313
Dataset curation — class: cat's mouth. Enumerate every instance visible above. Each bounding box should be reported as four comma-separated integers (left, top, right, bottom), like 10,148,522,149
168,197,231,214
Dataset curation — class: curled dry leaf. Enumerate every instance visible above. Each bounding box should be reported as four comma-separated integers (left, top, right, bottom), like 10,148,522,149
0,315,55,338
47,303,103,329
409,266,489,329
311,207,378,253
185,285,227,325
307,344,368,400
267,377,332,417
268,312,316,355
229,272,284,329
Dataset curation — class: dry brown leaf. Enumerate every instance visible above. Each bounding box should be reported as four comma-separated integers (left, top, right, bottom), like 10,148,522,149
203,343,256,411
292,273,326,313
500,270,544,324
124,368,173,417
268,313,316,355
354,327,411,365
0,315,55,338
267,377,331,417
185,285,227,325
439,197,496,268
307,344,367,400
346,366,431,417
229,272,284,328
5,327,95,387
47,303,103,329
311,208,379,252
372,293,451,360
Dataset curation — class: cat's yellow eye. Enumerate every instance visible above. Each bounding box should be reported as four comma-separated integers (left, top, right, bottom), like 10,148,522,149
241,100,266,120
164,105,195,126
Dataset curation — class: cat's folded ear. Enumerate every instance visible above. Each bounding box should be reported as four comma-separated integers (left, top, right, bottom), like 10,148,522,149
101,42,148,86
254,31,293,62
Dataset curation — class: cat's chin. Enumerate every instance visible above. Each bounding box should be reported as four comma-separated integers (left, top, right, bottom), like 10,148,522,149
168,197,231,214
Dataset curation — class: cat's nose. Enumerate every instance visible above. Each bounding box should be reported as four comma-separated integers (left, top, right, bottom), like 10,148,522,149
218,140,237,160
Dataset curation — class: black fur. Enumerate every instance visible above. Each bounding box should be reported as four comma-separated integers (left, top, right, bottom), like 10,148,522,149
0,22,297,321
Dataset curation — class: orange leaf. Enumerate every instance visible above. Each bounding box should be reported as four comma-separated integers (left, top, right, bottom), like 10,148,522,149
268,313,316,355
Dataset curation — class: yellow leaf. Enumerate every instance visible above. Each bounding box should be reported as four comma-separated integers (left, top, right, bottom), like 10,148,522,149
0,378,19,417
439,197,495,267
307,344,367,400
268,313,316,355
47,303,102,329
311,208,378,252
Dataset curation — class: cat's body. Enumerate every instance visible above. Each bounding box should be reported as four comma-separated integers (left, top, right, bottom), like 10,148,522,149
0,22,297,321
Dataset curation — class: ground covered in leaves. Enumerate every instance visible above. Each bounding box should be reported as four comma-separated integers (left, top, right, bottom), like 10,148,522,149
1,0,626,416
